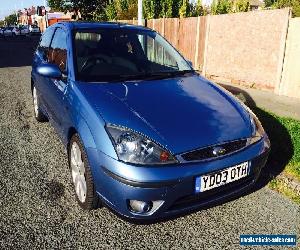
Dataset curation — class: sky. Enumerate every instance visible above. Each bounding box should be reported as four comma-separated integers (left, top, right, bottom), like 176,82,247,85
0,0,47,20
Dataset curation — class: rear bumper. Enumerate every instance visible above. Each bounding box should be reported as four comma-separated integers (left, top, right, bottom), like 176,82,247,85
87,136,270,220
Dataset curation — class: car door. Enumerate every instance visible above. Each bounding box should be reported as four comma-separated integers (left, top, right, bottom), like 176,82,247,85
32,26,55,116
42,27,70,138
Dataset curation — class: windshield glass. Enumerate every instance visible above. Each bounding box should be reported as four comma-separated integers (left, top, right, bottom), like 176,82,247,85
74,28,193,82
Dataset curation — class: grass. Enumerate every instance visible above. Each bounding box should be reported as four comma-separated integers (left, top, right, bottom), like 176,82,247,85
253,108,300,204
254,108,300,181
269,179,300,205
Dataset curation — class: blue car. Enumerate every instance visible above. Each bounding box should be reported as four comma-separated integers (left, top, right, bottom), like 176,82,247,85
31,22,270,220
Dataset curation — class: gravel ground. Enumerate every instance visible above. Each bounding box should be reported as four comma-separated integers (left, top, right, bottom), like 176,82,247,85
0,38,299,249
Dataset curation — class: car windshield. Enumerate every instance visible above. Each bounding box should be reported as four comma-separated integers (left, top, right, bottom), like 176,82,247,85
74,28,193,82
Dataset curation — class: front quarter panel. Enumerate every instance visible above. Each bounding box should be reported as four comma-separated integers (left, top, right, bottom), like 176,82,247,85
67,81,118,159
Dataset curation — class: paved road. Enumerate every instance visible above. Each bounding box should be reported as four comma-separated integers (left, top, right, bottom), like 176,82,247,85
0,38,299,249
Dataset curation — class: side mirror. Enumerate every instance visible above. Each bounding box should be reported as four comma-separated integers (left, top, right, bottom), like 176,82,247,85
36,64,62,79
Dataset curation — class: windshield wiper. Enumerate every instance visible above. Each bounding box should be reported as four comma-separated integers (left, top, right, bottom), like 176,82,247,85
80,70,196,83
114,70,195,82
165,70,195,77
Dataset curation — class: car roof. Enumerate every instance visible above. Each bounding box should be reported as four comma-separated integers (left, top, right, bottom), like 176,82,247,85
53,21,153,32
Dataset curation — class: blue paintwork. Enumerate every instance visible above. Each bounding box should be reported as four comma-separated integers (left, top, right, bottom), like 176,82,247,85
36,64,62,79
31,22,270,220
76,75,252,154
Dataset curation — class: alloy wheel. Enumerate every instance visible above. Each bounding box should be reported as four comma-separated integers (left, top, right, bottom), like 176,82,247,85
70,141,87,203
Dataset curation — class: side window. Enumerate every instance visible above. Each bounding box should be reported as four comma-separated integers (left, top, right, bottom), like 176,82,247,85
48,28,67,73
38,28,54,60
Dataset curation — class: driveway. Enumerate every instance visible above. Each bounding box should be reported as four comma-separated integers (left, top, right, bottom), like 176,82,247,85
0,38,299,249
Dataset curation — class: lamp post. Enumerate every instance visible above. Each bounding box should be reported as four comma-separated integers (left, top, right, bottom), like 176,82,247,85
138,0,143,25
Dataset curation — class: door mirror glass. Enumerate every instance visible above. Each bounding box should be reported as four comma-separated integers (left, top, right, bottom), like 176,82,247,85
36,64,62,79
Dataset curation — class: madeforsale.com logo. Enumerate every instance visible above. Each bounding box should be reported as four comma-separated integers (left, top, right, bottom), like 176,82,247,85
240,234,297,246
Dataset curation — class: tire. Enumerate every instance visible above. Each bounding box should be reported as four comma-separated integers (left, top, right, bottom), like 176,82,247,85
32,85,48,122
69,134,101,210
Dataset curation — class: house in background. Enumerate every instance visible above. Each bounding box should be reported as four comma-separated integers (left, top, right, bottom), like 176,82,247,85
17,6,71,32
249,0,264,10
47,12,72,26
18,6,37,25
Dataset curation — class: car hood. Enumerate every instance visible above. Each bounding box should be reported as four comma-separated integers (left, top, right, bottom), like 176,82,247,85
77,75,252,154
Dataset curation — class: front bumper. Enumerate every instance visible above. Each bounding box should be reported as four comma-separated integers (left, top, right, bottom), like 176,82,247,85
87,136,270,220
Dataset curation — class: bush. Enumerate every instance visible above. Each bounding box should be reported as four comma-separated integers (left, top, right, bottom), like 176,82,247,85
273,0,300,17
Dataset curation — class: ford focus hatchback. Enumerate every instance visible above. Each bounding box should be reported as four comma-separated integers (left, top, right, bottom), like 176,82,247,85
31,22,270,220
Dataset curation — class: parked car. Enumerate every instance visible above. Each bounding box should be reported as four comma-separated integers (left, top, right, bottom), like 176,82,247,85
3,27,13,36
0,27,4,36
29,24,40,35
31,22,270,221
12,27,21,36
20,25,30,36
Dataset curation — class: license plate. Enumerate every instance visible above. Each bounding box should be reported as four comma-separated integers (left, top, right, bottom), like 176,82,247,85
195,162,250,193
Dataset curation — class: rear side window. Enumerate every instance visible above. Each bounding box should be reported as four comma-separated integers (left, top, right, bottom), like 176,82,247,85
48,28,67,72
38,28,54,60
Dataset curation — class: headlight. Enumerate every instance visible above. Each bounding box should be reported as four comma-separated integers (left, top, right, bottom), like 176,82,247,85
248,109,265,145
106,125,177,165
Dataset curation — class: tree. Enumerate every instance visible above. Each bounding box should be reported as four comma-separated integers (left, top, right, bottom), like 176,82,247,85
143,0,182,19
113,0,138,19
4,13,18,26
211,0,233,14
104,2,117,20
47,0,68,11
71,0,110,19
144,0,157,19
0,20,5,26
48,0,109,20
179,0,191,17
190,0,206,16
273,0,300,17
264,0,275,7
233,0,249,12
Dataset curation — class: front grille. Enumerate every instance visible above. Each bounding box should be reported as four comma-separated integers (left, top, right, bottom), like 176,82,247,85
181,139,247,162
169,175,253,211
